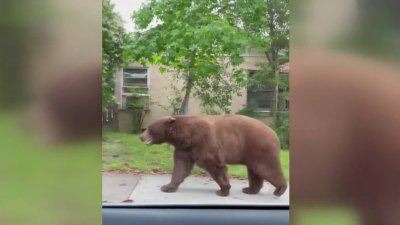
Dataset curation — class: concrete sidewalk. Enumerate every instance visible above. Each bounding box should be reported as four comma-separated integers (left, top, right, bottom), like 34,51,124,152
102,172,289,205
102,173,140,203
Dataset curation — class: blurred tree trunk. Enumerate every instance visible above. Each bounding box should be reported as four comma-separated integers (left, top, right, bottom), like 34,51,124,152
178,50,196,115
271,70,279,125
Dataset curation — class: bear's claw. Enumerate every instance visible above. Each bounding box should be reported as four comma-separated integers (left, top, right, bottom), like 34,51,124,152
216,190,229,197
242,187,260,195
161,184,178,193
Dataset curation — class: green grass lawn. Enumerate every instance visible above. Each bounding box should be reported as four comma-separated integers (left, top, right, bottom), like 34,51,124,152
103,130,289,180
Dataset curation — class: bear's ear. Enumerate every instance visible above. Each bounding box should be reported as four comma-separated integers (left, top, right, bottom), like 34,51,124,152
168,116,176,123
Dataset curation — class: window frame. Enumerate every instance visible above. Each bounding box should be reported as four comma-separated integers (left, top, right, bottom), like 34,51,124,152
246,70,274,112
122,67,149,88
121,67,150,109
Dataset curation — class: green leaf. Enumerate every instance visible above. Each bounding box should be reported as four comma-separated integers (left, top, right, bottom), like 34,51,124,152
152,55,162,63
159,67,167,74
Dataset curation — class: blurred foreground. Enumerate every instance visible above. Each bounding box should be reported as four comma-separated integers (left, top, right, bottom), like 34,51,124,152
0,112,100,225
0,0,101,224
291,1,400,225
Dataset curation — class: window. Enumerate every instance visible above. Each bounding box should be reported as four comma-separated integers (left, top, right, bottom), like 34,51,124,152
121,68,149,109
242,45,265,56
247,70,273,111
123,68,148,87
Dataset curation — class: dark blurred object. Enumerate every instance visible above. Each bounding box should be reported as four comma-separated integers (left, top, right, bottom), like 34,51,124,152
24,67,101,144
0,0,101,224
0,0,46,107
0,0,101,144
291,50,400,225
291,0,400,225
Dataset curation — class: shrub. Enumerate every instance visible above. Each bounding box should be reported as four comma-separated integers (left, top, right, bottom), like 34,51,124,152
235,100,261,118
126,92,149,134
276,111,289,149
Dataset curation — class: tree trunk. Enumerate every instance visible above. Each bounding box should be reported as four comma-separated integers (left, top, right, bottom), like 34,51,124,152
265,51,280,126
267,3,279,127
278,94,286,111
271,70,279,126
178,77,192,115
177,50,196,115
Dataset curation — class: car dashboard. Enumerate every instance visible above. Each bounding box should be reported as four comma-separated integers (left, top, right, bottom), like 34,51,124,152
103,204,289,225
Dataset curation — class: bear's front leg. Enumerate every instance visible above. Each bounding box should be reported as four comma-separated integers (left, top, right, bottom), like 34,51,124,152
205,164,231,197
161,149,194,193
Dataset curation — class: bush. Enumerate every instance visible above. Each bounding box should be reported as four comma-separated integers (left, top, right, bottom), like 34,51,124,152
126,93,149,134
276,111,289,149
235,100,260,118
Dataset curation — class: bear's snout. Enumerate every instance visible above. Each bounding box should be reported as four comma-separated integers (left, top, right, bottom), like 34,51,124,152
139,133,145,141
140,130,153,145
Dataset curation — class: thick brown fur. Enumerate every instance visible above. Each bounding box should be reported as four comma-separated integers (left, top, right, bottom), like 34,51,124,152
140,115,287,197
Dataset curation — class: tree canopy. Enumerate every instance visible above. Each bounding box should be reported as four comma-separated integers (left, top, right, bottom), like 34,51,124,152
102,0,128,109
229,0,289,128
126,0,249,114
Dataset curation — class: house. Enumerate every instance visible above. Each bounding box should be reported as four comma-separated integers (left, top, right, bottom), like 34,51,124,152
113,49,288,132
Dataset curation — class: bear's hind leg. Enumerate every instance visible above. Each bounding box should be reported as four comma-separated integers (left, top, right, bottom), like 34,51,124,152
242,167,263,194
250,163,287,197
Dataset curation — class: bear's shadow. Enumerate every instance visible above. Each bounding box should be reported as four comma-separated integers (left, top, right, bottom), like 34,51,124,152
175,187,216,194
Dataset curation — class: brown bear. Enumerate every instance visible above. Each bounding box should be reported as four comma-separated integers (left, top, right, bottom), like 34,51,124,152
139,115,287,197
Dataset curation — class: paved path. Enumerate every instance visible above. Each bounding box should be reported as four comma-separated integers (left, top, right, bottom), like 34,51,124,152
102,173,140,203
102,172,289,205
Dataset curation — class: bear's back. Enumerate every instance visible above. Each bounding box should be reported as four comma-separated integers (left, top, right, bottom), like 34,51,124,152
192,115,280,163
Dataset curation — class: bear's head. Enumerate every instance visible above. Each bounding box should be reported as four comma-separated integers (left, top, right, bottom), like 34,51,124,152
140,116,176,145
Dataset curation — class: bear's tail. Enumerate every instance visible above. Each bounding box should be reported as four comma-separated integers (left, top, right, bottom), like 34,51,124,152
273,182,288,197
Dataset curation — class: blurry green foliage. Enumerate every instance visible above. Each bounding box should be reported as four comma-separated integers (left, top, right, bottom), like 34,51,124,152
102,0,129,109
